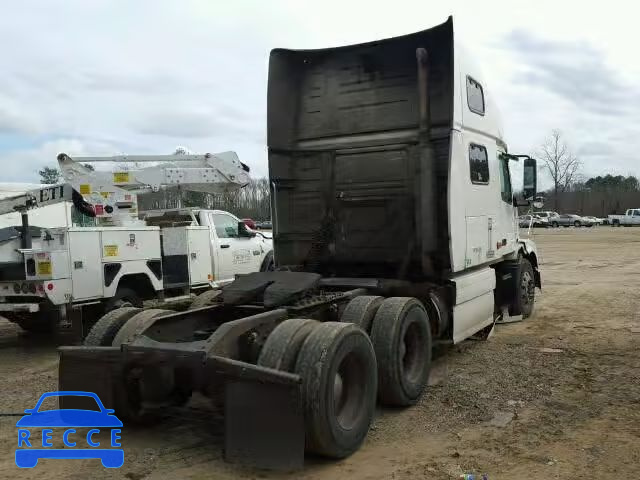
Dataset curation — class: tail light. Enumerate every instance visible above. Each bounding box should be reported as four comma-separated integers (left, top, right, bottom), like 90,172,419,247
47,283,54,291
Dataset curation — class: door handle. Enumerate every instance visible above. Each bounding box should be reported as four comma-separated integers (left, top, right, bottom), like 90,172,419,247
220,244,230,249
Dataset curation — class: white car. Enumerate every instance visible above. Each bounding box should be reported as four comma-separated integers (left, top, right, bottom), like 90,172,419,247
582,216,603,225
535,211,559,222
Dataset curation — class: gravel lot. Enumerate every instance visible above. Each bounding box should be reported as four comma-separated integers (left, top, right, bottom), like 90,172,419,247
1,227,639,479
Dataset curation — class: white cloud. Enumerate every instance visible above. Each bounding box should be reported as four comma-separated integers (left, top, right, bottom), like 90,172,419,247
0,0,637,188
1,138,119,183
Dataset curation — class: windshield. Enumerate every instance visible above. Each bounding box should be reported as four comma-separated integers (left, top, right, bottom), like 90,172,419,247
36,395,100,412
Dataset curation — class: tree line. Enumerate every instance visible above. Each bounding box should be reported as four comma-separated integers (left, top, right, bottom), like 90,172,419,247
536,130,638,216
137,178,271,220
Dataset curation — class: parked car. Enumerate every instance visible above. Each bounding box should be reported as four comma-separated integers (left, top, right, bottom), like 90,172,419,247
255,220,272,230
242,218,257,229
536,211,559,221
519,215,548,228
582,216,604,225
551,214,592,228
608,209,640,226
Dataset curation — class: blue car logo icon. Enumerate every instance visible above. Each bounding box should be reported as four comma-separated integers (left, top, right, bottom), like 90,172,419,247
15,391,123,468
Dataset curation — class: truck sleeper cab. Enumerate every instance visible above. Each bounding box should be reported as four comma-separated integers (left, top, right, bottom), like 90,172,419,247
60,16,540,471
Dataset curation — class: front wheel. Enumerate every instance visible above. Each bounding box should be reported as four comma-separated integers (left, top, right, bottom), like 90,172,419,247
551,221,559,228
510,258,535,319
574,221,581,227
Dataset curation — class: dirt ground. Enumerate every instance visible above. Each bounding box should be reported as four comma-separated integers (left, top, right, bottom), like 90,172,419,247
1,227,639,479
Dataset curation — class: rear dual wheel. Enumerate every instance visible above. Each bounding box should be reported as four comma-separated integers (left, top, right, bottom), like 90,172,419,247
258,319,377,458
340,295,433,406
370,297,432,406
86,308,190,421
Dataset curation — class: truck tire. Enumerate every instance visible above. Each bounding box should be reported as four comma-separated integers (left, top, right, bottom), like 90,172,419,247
83,307,141,346
189,289,222,310
370,297,432,406
112,308,171,346
510,257,535,319
105,287,143,312
257,318,319,371
260,251,275,272
295,322,377,458
340,296,384,333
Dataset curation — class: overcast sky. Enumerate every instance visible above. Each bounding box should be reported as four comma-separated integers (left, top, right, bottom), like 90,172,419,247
1,0,637,185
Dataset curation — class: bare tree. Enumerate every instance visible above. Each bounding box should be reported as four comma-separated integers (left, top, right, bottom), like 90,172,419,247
539,130,581,209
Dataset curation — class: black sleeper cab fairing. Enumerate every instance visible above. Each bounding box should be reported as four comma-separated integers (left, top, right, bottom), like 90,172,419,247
267,17,454,280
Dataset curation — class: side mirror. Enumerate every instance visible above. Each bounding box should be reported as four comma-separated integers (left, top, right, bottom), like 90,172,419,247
523,158,537,201
237,221,255,238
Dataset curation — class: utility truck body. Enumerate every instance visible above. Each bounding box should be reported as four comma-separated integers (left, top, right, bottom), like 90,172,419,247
0,153,272,335
59,17,541,471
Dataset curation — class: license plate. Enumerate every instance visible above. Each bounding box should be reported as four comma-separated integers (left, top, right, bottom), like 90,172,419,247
37,261,52,275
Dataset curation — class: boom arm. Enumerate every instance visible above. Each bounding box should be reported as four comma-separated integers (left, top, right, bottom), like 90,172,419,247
58,151,250,195
0,151,251,227
0,184,94,217
55,150,251,226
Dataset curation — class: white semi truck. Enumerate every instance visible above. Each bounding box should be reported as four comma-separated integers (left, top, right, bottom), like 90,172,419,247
0,152,273,335
60,17,542,471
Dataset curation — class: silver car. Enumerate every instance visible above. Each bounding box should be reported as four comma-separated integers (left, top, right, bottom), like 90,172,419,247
551,214,592,228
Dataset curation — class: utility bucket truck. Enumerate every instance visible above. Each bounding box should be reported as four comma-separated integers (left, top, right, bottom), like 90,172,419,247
58,17,541,470
0,152,273,335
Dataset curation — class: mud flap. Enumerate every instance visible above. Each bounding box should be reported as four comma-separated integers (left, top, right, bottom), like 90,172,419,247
209,356,304,470
58,346,129,412
496,306,523,324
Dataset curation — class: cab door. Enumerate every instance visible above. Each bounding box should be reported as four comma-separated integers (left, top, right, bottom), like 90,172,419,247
210,212,262,281
496,150,517,252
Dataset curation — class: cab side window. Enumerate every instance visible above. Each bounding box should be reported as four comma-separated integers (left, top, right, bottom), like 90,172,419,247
467,76,485,115
498,154,512,203
469,144,489,185
213,213,238,238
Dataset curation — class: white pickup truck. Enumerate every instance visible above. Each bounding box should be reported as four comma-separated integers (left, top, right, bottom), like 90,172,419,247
608,209,640,226
0,208,273,335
